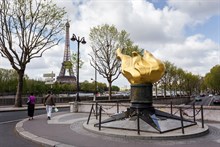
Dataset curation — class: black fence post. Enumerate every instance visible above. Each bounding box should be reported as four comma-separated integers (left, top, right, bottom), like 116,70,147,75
99,106,102,131
201,105,204,128
180,108,185,134
137,109,140,135
193,103,196,122
87,104,94,124
96,102,98,120
117,100,119,113
170,101,173,115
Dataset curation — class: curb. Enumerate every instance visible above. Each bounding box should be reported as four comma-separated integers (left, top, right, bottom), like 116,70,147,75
15,114,76,147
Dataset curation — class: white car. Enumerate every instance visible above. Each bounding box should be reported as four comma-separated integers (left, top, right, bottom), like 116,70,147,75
195,96,202,101
209,94,213,97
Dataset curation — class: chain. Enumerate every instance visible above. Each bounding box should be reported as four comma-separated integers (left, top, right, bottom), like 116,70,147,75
182,108,201,118
96,103,116,117
119,103,129,107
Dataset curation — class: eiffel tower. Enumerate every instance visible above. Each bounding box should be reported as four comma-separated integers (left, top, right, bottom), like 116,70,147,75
56,21,76,83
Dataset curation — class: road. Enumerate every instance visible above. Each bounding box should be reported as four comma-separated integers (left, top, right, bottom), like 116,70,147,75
0,108,68,147
188,96,219,106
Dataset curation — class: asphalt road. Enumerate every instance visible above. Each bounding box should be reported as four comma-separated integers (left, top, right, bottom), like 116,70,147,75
188,96,217,106
0,108,68,147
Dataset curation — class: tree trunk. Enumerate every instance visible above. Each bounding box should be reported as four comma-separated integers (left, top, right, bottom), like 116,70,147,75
108,81,112,101
164,84,167,98
14,70,24,107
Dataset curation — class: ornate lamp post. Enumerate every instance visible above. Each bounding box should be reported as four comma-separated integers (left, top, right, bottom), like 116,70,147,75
70,34,86,102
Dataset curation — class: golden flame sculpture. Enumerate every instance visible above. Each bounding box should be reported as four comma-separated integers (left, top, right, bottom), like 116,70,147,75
116,48,165,84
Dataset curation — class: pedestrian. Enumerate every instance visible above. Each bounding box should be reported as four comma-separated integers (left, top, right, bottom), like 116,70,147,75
27,92,36,120
44,91,56,120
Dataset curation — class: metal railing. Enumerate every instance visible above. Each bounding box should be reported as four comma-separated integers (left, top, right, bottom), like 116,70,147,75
87,101,205,134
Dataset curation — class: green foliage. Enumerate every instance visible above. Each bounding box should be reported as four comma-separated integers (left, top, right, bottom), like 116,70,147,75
0,68,18,94
89,24,142,99
0,0,66,106
71,52,84,72
159,61,202,97
111,85,120,91
64,61,73,69
204,65,220,94
80,80,107,93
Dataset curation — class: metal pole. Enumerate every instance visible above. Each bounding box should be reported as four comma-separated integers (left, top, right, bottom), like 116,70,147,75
99,106,102,131
87,104,94,124
170,101,173,115
76,40,80,102
70,34,86,102
96,102,98,120
180,108,185,134
137,109,140,135
193,103,196,122
201,105,204,128
117,100,119,113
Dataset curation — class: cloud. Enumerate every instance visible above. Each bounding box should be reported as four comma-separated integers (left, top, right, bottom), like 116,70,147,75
167,0,220,25
154,34,219,76
1,0,219,88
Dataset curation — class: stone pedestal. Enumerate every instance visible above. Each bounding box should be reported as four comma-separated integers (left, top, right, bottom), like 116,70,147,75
70,102,78,113
92,83,196,133
130,83,153,109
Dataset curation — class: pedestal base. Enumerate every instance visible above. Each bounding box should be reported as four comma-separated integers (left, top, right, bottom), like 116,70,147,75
94,84,196,133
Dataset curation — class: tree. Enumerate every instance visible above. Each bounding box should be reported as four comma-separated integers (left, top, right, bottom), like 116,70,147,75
182,72,200,96
111,85,120,91
0,0,66,107
159,61,202,97
160,61,172,97
71,52,84,74
89,24,141,100
0,68,18,94
204,65,220,94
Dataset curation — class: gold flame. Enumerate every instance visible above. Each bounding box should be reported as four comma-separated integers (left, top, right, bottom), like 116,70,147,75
116,48,165,84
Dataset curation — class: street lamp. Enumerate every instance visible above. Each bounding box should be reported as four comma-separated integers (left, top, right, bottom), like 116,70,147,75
70,34,86,102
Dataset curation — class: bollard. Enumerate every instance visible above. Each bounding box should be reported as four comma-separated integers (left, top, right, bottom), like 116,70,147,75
70,102,78,113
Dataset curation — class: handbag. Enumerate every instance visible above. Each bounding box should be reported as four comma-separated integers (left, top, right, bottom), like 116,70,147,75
27,99,30,105
54,107,59,112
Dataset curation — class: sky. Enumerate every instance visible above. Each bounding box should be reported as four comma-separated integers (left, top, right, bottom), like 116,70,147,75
0,0,220,89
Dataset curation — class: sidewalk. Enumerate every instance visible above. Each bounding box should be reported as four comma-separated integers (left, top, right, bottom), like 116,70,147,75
14,111,220,147
2,105,220,147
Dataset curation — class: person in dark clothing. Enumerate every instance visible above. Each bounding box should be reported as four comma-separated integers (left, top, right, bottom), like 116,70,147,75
44,91,55,120
27,92,36,120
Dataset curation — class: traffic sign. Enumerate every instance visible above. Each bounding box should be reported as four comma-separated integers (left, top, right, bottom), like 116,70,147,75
43,73,55,77
45,81,55,85
45,77,55,82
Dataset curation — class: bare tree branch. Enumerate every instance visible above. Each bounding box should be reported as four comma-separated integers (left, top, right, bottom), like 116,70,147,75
0,0,66,107
89,24,142,100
